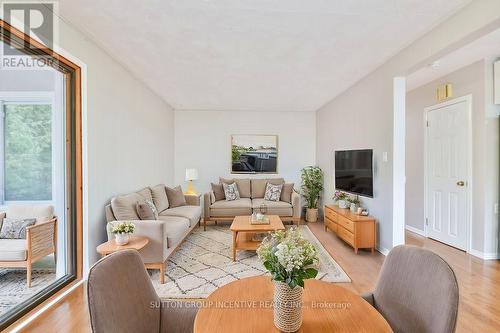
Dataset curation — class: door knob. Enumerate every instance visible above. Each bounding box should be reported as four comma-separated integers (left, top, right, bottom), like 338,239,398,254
456,181,465,187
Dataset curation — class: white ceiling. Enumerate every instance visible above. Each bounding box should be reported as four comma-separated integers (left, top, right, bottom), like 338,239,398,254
58,0,470,112
407,28,500,91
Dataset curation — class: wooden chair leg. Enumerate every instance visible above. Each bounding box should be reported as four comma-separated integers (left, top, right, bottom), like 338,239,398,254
159,263,165,284
27,263,32,288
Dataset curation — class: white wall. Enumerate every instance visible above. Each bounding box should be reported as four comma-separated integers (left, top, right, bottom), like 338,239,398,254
316,0,500,254
174,111,316,195
55,20,176,267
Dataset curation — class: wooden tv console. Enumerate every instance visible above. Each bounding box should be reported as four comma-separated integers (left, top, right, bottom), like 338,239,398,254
324,205,376,254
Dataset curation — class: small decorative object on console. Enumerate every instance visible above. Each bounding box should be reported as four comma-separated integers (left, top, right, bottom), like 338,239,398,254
111,221,135,245
333,191,349,209
259,202,268,214
257,228,319,332
348,195,361,212
251,212,270,225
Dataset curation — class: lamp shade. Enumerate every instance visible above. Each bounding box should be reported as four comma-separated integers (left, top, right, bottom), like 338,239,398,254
185,168,198,181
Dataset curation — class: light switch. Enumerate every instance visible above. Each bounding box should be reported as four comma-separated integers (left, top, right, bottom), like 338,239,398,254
382,152,388,162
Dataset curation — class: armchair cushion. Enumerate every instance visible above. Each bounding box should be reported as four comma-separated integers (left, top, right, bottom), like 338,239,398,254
0,239,27,261
159,206,201,227
252,199,292,216
210,198,252,216
6,205,53,223
0,218,36,239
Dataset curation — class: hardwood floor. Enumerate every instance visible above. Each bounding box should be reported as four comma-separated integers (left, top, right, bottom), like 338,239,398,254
14,222,500,332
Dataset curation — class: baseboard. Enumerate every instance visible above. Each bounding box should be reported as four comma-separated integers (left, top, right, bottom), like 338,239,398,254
405,225,425,237
468,249,499,260
376,246,390,256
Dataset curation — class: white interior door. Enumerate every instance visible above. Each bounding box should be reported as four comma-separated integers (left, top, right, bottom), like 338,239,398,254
425,96,470,251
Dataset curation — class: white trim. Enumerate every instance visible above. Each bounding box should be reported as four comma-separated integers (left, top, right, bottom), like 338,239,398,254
405,225,425,237
8,279,85,333
469,249,500,260
393,77,406,247
423,95,473,253
376,246,390,256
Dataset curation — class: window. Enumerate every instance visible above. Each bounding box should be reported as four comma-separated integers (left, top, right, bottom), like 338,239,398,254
3,102,52,201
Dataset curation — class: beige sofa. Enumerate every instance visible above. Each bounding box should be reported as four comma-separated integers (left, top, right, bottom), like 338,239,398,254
203,178,300,229
105,185,201,283
0,205,57,287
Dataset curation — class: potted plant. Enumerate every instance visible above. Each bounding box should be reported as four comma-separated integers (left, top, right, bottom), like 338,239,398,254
333,191,349,209
300,166,324,222
111,221,135,245
257,228,319,332
348,195,361,212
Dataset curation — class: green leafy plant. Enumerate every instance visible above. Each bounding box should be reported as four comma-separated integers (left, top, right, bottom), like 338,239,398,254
231,145,247,162
257,228,319,288
347,195,360,205
111,221,135,234
300,166,324,209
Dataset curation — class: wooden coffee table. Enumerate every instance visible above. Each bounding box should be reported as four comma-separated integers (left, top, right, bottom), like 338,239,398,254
230,215,285,261
194,276,393,333
96,236,149,257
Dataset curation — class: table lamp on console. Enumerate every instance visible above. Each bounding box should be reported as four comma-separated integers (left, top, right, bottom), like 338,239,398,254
185,168,199,195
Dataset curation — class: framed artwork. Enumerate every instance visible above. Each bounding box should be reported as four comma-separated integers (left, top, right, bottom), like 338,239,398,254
231,134,278,174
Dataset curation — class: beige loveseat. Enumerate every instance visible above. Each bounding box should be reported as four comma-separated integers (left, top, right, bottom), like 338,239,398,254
105,185,201,283
203,178,300,229
0,205,56,287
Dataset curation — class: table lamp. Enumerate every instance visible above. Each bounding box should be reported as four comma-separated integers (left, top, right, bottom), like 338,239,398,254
185,168,198,195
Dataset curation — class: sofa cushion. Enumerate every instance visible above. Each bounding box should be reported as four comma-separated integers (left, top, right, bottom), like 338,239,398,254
252,199,293,216
111,193,143,220
166,186,187,208
223,182,240,201
6,205,54,223
159,206,201,227
280,183,295,203
264,183,283,202
136,200,158,220
0,239,27,261
211,183,225,201
157,216,190,248
136,187,153,202
251,178,284,198
220,178,251,198
210,198,252,216
151,184,169,212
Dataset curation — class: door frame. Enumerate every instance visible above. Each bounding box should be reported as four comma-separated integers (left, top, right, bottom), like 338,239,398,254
423,94,473,252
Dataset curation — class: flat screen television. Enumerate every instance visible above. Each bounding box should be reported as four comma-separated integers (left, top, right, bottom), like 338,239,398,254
335,149,373,198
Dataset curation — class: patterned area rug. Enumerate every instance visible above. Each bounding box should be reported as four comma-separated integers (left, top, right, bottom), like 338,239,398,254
150,225,351,298
0,268,56,316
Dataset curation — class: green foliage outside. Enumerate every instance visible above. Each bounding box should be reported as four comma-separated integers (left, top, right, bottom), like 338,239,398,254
300,166,324,209
231,145,248,162
4,104,52,201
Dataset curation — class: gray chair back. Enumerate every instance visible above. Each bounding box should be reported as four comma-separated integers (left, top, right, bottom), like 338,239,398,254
87,250,161,333
373,245,459,333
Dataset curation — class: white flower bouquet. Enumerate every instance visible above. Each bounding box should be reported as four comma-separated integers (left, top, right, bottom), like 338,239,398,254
257,228,319,288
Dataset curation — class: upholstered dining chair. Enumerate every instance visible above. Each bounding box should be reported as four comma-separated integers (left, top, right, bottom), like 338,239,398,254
362,245,459,333
87,249,198,333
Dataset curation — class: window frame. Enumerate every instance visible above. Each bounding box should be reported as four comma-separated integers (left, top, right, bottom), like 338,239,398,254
0,18,83,331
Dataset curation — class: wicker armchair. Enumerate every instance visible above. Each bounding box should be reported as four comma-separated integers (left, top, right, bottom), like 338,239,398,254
0,205,57,287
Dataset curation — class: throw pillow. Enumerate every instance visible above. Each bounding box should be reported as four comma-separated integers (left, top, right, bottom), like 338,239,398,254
151,184,169,212
136,200,159,220
166,186,187,208
280,183,295,203
0,218,36,239
211,183,225,201
223,182,240,201
264,183,283,201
